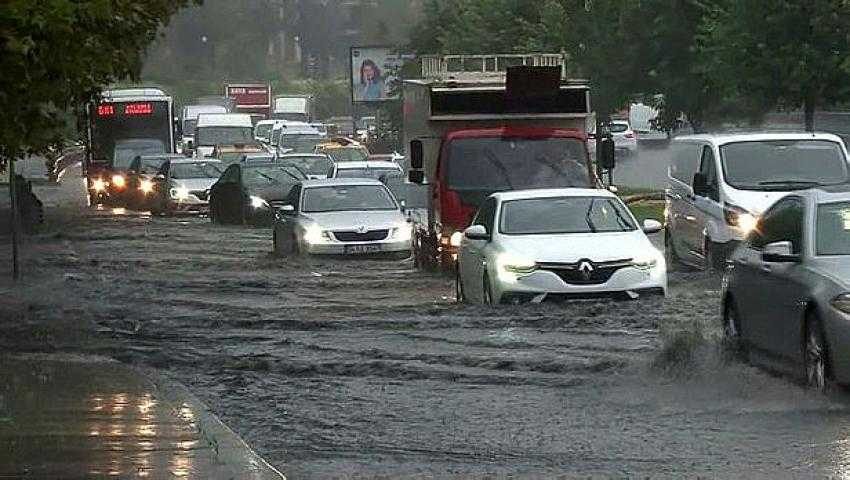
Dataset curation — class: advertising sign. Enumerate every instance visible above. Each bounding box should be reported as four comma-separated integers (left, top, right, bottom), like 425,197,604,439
350,47,403,103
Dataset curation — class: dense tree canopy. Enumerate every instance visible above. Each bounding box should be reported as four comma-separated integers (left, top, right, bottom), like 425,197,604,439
0,0,196,167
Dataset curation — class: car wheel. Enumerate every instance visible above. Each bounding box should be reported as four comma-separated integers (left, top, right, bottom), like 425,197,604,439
804,314,829,392
483,274,495,305
455,268,466,303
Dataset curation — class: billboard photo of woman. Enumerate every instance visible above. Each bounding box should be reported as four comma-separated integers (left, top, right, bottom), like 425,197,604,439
359,59,385,101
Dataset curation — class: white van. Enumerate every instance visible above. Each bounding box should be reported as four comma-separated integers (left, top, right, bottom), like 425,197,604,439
181,104,227,152
194,113,255,157
665,132,850,270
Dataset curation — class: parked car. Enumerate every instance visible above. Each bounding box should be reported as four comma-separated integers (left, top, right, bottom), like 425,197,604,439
722,186,850,391
665,132,850,271
278,153,334,180
609,120,637,155
148,158,224,215
272,178,412,258
126,154,185,210
209,162,307,225
329,160,403,181
456,188,666,305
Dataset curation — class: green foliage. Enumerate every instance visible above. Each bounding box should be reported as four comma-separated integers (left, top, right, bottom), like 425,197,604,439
0,0,196,167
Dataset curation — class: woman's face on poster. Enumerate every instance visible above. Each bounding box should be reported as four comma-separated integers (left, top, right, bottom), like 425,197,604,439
363,64,375,81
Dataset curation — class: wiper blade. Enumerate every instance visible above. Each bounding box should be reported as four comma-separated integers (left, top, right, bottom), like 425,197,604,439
584,198,598,233
758,180,821,186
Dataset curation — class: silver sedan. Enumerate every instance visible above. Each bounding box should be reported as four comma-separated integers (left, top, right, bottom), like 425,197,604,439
722,186,850,390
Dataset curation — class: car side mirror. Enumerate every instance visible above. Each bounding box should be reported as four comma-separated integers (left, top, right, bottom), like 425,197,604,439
408,170,424,184
692,172,708,197
642,219,663,234
464,224,490,241
597,137,615,170
762,241,800,263
280,204,295,213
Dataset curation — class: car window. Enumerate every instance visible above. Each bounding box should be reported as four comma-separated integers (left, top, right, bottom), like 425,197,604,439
670,142,701,184
472,198,497,233
816,201,850,255
697,146,719,201
750,197,804,253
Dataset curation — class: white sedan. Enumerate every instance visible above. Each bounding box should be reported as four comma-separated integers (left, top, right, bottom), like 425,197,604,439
610,120,638,155
272,178,412,258
457,188,666,304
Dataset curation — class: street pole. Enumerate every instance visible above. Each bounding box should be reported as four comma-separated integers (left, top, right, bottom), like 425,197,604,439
8,157,19,280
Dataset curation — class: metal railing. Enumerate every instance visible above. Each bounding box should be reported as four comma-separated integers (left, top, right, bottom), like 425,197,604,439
420,53,568,80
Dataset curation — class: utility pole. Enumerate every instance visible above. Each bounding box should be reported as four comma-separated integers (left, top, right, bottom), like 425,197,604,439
8,157,20,280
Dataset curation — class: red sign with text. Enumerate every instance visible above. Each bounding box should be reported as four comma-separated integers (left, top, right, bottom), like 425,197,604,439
225,84,270,107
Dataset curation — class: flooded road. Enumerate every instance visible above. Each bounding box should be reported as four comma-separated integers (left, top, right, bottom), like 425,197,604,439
5,213,850,478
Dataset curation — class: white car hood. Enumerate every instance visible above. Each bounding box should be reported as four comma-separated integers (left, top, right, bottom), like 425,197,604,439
306,210,405,230
498,230,657,263
172,178,217,191
724,188,790,215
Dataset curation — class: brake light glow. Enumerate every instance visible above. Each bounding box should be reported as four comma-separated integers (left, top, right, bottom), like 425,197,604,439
124,103,153,115
97,105,115,117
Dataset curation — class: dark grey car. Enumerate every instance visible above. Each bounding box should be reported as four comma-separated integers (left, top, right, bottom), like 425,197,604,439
722,186,850,390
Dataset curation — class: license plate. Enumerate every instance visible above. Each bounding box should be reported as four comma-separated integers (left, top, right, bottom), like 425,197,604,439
344,244,381,254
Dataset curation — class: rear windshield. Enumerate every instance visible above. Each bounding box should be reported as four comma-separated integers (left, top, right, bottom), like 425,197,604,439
196,126,254,146
609,123,629,133
721,140,848,190
500,196,636,235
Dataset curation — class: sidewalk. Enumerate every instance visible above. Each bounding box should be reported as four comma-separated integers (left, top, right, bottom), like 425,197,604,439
0,354,285,479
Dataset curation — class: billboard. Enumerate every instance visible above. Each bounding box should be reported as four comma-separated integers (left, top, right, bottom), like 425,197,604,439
350,47,403,103
225,83,271,108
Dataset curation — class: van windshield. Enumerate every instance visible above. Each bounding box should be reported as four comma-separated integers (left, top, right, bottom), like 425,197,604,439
196,126,254,146
445,137,591,191
721,140,848,190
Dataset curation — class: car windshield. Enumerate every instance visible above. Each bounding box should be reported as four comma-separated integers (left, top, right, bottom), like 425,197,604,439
302,185,398,213
500,196,637,234
610,123,629,133
446,137,591,191
323,147,369,163
170,162,223,180
242,165,303,186
721,140,849,190
283,156,333,175
196,126,254,146
280,134,325,153
816,201,850,255
255,124,273,140
113,139,166,170
336,167,401,180
139,157,168,173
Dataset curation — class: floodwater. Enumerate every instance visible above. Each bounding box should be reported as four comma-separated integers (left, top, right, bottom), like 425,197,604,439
5,213,850,478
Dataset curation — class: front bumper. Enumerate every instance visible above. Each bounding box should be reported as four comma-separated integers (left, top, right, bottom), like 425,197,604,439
303,239,412,255
169,197,209,212
492,264,667,302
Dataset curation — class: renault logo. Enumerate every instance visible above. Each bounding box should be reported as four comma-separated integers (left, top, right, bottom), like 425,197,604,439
357,225,367,233
578,260,595,280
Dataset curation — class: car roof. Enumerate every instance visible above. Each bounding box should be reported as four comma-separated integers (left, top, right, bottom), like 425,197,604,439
140,154,184,160
280,153,330,159
334,161,400,169
673,131,845,145
300,178,385,188
196,113,253,127
492,188,616,201
786,184,850,204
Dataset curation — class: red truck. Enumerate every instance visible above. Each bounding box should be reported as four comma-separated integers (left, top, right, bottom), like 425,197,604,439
224,83,272,123
404,54,612,270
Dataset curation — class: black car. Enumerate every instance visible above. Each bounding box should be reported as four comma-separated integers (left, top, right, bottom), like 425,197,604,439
126,154,186,210
209,162,307,225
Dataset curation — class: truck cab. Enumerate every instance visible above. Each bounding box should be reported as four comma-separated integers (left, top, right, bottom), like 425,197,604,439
404,54,611,269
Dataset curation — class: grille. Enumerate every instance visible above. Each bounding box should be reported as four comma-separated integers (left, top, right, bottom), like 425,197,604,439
333,230,389,242
538,259,631,285
191,190,209,201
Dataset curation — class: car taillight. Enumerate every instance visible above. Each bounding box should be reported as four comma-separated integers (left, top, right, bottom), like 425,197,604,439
625,133,635,139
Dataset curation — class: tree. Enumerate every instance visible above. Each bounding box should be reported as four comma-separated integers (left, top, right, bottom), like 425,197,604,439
0,0,197,167
700,0,850,131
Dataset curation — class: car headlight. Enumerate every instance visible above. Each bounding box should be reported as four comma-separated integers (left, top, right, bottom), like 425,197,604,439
391,224,413,242
139,179,154,194
631,251,661,270
724,203,757,234
92,178,107,192
111,174,126,189
303,224,330,244
449,231,463,247
496,252,537,283
170,186,190,200
250,195,269,209
832,293,850,313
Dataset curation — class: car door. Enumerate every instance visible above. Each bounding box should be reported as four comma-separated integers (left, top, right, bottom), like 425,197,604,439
667,141,702,260
740,198,799,352
460,198,496,301
757,197,806,358
693,145,724,262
